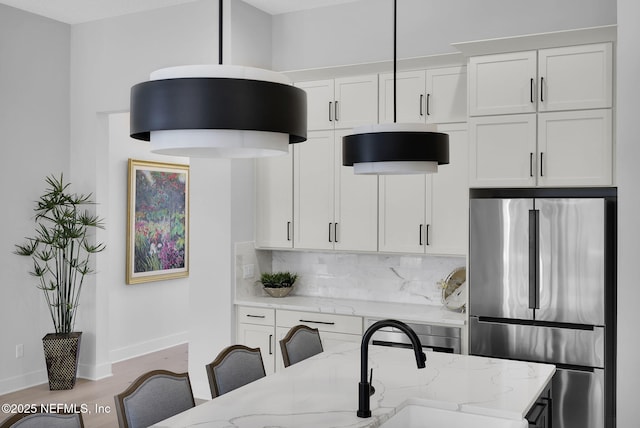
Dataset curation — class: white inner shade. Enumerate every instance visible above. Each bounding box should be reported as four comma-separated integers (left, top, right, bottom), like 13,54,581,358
147,64,292,158
150,129,289,158
354,161,438,175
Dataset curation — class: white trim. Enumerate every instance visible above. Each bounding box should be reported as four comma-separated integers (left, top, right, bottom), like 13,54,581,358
108,331,189,364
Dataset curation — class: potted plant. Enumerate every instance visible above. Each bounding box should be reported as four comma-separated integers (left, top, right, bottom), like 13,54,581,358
259,271,298,298
14,174,105,390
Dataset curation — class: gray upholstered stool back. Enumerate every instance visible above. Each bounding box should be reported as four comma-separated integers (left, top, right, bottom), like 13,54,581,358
1,412,84,428
280,325,323,367
114,370,195,428
206,345,266,398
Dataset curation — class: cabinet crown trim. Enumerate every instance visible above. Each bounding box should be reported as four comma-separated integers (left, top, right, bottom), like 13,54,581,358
452,25,616,57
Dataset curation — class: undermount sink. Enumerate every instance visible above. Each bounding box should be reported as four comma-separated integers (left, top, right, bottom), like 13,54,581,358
379,402,528,428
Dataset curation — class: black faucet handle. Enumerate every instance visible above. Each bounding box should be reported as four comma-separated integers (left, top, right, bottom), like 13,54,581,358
369,368,376,396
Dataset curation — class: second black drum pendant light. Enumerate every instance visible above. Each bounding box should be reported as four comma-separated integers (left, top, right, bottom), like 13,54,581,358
342,0,449,174
129,0,307,158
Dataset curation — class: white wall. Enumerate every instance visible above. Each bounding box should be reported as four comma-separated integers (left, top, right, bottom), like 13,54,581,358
615,0,639,426
106,113,190,362
272,0,616,71
0,5,70,393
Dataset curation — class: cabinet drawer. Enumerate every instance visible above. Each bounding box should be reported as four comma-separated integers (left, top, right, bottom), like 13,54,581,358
276,309,362,335
237,306,275,326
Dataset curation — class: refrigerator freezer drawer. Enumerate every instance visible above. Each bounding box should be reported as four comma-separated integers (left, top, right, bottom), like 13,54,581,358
470,317,604,368
553,367,605,428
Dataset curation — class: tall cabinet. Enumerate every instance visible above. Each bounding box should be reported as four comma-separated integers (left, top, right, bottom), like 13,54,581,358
468,43,613,187
293,76,379,252
255,149,293,249
378,123,468,255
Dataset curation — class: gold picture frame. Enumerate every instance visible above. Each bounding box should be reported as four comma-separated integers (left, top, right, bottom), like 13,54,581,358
126,159,189,284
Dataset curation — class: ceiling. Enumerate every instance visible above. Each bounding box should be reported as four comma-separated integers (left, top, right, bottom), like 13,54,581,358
0,0,360,24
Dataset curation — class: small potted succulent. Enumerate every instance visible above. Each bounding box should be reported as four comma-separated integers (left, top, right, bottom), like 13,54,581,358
259,271,298,298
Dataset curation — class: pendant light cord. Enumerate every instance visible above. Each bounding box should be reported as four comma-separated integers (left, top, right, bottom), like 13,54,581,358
393,0,397,123
218,0,223,65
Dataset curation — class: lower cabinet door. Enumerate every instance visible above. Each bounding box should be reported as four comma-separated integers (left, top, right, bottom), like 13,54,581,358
237,323,276,375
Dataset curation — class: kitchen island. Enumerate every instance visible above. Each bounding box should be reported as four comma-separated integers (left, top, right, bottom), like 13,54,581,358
153,342,554,427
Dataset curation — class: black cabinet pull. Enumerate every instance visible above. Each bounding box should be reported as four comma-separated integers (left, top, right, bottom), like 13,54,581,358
286,221,291,241
335,101,339,121
419,224,423,246
269,334,273,355
299,319,335,325
540,77,544,103
530,78,534,103
334,223,339,243
246,314,266,319
425,224,430,246
419,94,424,116
329,101,333,122
426,93,431,116
328,223,333,242
540,152,544,177
529,153,534,177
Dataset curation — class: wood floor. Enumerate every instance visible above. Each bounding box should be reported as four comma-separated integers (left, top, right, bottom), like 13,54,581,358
0,344,188,428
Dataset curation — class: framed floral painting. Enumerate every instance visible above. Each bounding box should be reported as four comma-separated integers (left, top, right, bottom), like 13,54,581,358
126,159,189,284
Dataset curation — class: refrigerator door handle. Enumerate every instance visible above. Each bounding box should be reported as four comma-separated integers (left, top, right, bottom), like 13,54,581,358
528,209,540,310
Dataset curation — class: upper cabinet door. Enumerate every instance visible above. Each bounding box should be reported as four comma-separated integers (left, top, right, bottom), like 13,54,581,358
378,174,426,254
296,80,335,131
379,70,426,124
334,129,378,252
334,75,378,129
255,148,293,249
293,131,335,250
469,51,537,116
537,109,612,187
425,66,467,124
426,123,469,256
469,114,537,188
537,43,612,112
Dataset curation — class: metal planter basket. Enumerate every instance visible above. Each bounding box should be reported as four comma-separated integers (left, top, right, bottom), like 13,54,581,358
42,332,82,390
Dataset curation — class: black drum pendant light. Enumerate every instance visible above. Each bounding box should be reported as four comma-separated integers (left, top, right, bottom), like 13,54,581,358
129,0,307,158
342,0,449,174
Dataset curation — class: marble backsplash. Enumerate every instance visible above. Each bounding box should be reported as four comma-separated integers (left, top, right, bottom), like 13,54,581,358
235,242,465,306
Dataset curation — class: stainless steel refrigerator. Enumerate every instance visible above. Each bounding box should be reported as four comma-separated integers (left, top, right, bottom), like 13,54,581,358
468,188,616,428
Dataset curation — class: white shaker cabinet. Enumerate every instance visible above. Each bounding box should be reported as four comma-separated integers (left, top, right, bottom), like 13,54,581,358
294,130,378,252
468,43,613,187
378,174,427,254
427,123,469,256
469,114,537,187
537,43,613,112
469,43,612,116
379,66,467,124
379,123,468,255
296,75,378,131
255,148,293,249
236,306,276,375
468,51,537,116
537,109,612,187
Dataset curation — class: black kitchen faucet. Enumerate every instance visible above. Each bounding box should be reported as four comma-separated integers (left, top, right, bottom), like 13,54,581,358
357,319,427,418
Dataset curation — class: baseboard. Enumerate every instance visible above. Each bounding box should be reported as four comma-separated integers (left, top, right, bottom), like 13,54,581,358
77,361,112,381
0,369,47,396
109,331,189,364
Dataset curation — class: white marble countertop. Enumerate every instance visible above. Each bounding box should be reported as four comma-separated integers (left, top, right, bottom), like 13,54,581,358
235,295,466,327
153,343,554,427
